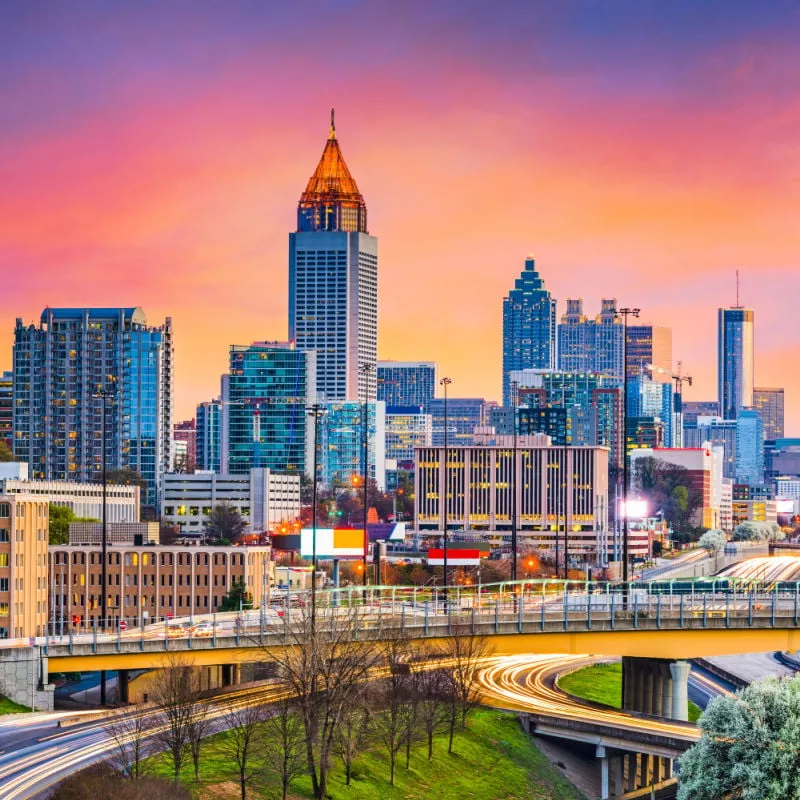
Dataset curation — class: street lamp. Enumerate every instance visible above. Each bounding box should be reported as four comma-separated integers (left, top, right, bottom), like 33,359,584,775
511,380,519,583
93,386,116,706
307,403,327,632
613,306,640,584
440,376,452,602
360,363,373,588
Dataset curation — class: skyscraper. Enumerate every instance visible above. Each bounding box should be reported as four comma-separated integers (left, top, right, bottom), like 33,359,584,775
753,387,784,440
718,307,754,420
288,112,377,402
196,399,221,473
220,342,315,476
12,308,173,506
736,408,764,486
627,374,675,447
558,298,623,378
502,257,556,406
377,361,437,408
0,371,12,451
173,419,197,473
626,325,672,382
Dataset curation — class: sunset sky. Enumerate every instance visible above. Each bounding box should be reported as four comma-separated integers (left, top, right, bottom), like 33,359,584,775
2,1,799,426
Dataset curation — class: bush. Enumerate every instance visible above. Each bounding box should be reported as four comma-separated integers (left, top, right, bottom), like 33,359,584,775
698,529,726,553
51,764,189,800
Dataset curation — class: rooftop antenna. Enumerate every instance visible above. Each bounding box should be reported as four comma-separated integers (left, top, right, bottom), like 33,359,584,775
735,268,741,308
329,107,336,139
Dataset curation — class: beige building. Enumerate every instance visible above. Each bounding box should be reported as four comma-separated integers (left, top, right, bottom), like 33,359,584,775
0,495,49,639
49,544,271,627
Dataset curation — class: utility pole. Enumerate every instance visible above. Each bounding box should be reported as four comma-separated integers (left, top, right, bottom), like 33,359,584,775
94,386,115,706
307,404,327,633
440,377,452,604
511,380,519,583
614,307,640,585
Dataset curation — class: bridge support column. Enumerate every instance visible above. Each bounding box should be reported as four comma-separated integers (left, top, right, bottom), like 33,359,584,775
642,664,654,715
625,753,637,792
596,745,610,800
118,669,130,704
660,662,673,718
612,756,623,797
670,660,691,722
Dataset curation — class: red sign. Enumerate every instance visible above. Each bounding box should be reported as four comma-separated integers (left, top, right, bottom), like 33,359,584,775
427,549,481,566
119,620,128,631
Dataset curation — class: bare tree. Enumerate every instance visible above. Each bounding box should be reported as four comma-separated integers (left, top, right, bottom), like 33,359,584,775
105,710,155,780
261,604,383,800
372,636,414,785
186,689,212,782
149,656,198,782
443,628,490,753
416,667,449,760
332,684,371,786
217,701,268,800
262,693,306,800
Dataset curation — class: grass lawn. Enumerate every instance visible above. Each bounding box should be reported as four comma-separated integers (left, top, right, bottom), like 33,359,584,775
558,662,702,723
147,708,585,800
0,695,31,714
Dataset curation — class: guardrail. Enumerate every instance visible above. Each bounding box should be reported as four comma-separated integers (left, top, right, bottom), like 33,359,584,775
38,578,800,657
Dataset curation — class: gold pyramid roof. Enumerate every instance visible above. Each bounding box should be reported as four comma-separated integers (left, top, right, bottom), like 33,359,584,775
299,111,366,208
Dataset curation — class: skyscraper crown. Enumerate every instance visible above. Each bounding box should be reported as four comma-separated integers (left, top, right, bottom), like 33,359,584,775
297,109,367,233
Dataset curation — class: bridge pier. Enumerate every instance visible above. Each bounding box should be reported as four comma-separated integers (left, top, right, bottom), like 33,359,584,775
622,656,690,721
118,669,130,704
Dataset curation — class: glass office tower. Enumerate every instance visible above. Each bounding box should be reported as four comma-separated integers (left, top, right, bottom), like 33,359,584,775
377,361,437,408
289,113,377,402
12,308,173,505
196,399,222,472
221,342,315,476
718,307,754,420
502,257,556,407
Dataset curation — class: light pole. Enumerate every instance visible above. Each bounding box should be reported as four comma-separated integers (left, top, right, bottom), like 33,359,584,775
440,377,452,603
307,404,327,632
93,386,115,706
511,380,519,583
614,307,640,584
360,363,373,588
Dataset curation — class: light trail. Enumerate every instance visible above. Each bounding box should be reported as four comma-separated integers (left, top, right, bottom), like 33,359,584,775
478,654,700,742
718,556,800,583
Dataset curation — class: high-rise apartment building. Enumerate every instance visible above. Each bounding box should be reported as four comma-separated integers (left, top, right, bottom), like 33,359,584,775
736,408,764,487
753,387,784,440
627,375,675,447
12,308,173,506
221,342,315,477
173,419,197,473
196,399,222,473
502,257,556,406
558,298,623,378
377,362,437,408
288,114,377,402
0,371,12,451
718,307,754,420
626,325,672,382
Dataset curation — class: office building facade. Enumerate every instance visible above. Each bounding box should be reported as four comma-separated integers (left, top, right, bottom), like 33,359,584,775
428,398,487,448
220,342,315,477
12,308,173,506
736,408,764,487
683,417,737,480
173,419,197,472
753,387,784,440
318,400,386,490
415,444,609,562
626,325,672,382
288,116,377,402
558,298,623,378
385,405,432,462
627,375,675,447
162,469,301,535
196,399,221,473
502,257,556,407
377,361,436,408
0,371,12,451
718,307,754,420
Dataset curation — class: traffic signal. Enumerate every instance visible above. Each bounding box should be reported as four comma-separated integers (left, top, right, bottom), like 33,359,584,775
72,615,80,626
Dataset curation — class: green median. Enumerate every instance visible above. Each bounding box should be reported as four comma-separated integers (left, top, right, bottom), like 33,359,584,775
146,708,586,799
0,695,30,714
557,662,702,723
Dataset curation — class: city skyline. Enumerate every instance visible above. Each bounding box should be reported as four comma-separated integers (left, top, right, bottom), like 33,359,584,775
1,3,798,426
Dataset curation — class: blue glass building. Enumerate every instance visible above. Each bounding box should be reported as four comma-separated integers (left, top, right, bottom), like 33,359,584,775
558,299,623,379
718,307,754,420
428,398,487,447
196,399,221,472
736,408,764,487
221,342,315,476
377,361,437,408
626,374,675,447
319,400,386,489
12,308,173,505
502,257,556,407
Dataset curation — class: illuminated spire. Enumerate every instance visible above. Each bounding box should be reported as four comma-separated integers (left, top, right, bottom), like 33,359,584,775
297,111,367,233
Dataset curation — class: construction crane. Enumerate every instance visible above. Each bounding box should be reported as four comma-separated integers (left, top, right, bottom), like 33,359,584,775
672,361,693,414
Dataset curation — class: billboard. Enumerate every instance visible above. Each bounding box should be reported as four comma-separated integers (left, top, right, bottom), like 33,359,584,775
300,528,366,559
427,548,481,566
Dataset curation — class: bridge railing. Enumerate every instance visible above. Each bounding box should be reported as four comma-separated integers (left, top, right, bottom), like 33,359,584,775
35,578,800,656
